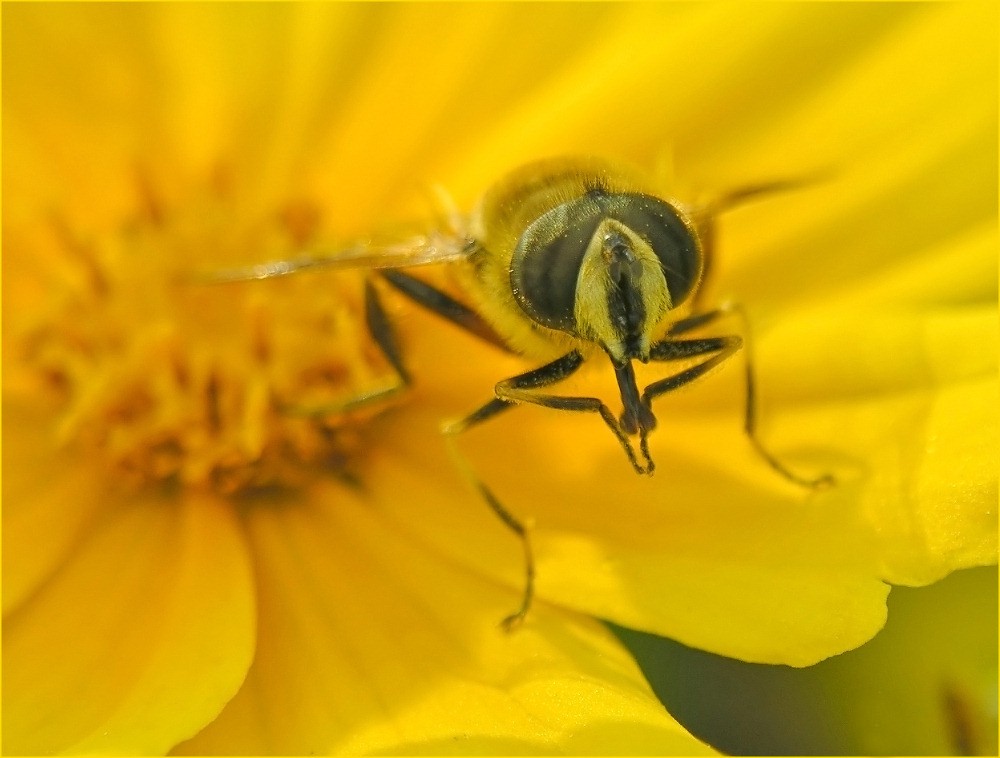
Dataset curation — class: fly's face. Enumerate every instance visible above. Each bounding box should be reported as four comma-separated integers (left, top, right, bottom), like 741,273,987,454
509,187,703,366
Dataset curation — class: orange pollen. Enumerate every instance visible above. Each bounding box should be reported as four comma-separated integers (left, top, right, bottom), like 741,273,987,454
17,179,399,494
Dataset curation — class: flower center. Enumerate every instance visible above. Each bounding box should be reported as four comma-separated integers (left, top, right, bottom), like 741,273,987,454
18,177,397,494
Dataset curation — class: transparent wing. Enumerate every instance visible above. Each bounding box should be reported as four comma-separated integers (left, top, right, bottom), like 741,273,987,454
196,231,477,284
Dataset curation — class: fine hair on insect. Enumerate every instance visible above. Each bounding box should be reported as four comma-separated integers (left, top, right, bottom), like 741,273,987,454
203,156,833,630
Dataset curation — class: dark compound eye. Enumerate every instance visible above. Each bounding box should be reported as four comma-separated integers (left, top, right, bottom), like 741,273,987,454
510,192,701,333
510,195,604,332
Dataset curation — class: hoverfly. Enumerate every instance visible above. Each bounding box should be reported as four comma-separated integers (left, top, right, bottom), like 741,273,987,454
208,156,832,629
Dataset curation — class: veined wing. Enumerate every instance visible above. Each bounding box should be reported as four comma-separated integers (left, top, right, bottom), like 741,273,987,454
199,231,476,284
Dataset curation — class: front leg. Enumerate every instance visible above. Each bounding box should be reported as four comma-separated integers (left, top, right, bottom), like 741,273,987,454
650,307,833,488
490,352,656,476
441,349,650,630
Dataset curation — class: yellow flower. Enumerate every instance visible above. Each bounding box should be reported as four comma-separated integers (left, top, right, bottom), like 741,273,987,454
3,3,996,755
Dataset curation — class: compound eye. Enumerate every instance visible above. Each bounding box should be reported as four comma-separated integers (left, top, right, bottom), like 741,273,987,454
608,195,701,307
510,196,604,332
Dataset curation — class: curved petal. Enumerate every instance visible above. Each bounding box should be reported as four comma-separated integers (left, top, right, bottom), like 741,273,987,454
2,486,255,754
2,396,112,616
681,3,995,180
172,482,711,755
757,301,998,582
375,392,889,667
700,5,996,315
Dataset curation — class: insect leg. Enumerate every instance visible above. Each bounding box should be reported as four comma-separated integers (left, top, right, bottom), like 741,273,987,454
652,308,833,488
443,350,649,630
488,352,654,475
442,412,536,633
278,277,410,416
644,336,742,400
379,270,513,353
666,308,729,336
282,270,512,417
441,353,581,631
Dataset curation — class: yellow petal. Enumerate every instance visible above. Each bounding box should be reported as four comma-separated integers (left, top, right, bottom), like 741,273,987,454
172,482,711,755
689,3,995,316
3,396,111,615
908,377,997,570
376,390,888,667
2,486,255,754
683,3,995,183
757,300,998,581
